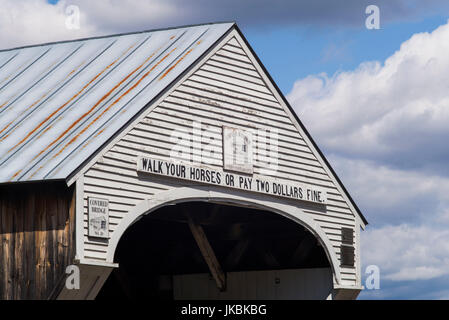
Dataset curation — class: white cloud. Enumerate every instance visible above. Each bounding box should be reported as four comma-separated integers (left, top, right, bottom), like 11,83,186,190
3,0,449,51
288,20,449,172
331,155,449,283
0,0,97,49
0,0,184,50
287,19,449,288
325,160,449,286
362,224,449,281
327,154,449,229
69,0,178,33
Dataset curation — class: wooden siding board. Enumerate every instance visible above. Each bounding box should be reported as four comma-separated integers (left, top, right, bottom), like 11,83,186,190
0,182,75,300
167,91,295,127
216,48,253,63
0,200,3,299
122,133,223,161
2,195,14,299
226,37,241,47
14,195,25,299
84,177,148,196
206,59,261,78
221,44,247,56
84,167,173,191
209,54,257,72
176,83,286,117
188,75,278,103
182,79,283,110
200,64,265,86
194,69,272,95
23,191,36,299
150,105,312,151
119,125,322,169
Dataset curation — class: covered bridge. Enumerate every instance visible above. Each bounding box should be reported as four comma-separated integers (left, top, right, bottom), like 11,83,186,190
0,22,367,300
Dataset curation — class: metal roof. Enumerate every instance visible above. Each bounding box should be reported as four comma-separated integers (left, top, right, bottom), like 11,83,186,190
0,22,234,183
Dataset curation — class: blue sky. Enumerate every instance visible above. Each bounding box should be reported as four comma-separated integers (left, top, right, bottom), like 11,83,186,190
41,0,449,94
2,0,449,299
245,15,449,93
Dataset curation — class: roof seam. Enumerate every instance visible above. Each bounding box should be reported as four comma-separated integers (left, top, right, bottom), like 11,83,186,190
0,43,85,118
0,40,120,161
0,40,118,142
0,48,52,93
45,28,211,179
39,31,192,179
0,53,19,72
14,35,157,181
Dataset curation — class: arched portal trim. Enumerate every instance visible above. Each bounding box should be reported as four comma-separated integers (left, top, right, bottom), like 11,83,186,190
105,186,341,284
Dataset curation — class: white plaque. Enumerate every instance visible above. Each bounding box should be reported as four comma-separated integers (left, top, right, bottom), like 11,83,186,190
223,126,253,174
88,197,109,238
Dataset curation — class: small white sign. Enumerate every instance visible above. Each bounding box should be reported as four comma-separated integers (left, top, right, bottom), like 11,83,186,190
223,126,253,174
88,197,109,238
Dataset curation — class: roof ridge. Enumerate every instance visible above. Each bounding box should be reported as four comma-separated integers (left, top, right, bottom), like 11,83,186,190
0,21,235,53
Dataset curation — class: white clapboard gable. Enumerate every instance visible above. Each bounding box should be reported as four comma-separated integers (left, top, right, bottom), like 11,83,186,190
74,25,366,288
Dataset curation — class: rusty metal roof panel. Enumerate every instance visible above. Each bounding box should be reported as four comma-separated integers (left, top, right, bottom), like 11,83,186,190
0,22,234,183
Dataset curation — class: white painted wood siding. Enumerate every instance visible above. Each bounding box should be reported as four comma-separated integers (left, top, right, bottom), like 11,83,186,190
173,268,333,300
81,32,360,286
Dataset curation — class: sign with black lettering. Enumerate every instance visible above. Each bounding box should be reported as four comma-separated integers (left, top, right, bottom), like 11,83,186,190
137,157,327,205
88,197,109,238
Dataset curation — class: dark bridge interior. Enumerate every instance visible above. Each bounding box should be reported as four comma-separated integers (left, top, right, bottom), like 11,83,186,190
96,201,330,300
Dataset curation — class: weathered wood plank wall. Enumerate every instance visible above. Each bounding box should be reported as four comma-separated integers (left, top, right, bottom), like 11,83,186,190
0,182,75,300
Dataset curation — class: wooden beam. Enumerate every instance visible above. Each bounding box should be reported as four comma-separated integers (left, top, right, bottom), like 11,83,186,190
225,239,250,269
290,234,316,265
263,251,280,268
185,213,226,291
203,204,222,225
255,243,280,268
112,268,135,300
